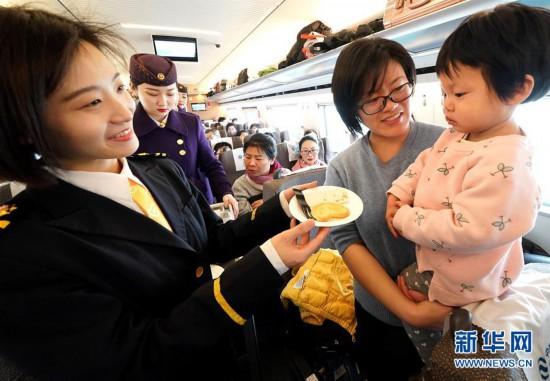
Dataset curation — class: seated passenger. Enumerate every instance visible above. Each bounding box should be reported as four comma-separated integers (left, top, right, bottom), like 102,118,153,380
211,122,226,137
213,141,232,160
232,133,283,216
238,129,249,144
292,135,327,171
205,128,220,141
249,123,260,135
226,123,238,137
0,6,329,380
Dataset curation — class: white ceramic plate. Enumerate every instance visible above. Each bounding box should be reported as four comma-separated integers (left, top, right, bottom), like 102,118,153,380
289,186,363,227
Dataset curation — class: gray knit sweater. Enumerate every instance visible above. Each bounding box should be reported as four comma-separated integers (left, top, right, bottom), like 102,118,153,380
324,121,443,326
232,174,263,216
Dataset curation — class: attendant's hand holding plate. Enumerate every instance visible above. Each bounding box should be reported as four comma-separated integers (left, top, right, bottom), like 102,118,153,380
289,186,363,227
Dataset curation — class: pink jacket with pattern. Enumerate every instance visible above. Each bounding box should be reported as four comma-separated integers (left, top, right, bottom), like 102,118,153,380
389,128,541,306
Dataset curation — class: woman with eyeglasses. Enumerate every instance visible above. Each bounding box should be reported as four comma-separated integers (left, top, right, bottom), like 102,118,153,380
232,133,287,216
325,37,448,380
292,135,326,171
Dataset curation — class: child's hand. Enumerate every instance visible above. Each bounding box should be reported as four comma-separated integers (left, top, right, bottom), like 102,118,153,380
385,193,402,239
397,275,428,302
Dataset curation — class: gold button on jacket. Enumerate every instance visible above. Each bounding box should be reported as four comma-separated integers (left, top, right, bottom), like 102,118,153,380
195,266,204,278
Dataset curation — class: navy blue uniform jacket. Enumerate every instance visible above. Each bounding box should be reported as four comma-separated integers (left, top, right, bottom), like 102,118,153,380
133,104,232,203
0,157,289,380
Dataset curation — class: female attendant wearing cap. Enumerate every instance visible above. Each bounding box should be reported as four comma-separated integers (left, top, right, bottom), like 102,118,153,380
129,54,239,213
0,6,329,380
176,82,188,112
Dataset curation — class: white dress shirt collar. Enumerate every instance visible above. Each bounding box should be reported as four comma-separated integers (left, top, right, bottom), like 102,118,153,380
52,158,144,214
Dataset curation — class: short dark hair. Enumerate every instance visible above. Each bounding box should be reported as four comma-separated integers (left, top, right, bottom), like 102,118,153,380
0,6,129,187
332,38,416,137
298,135,318,151
213,142,232,152
243,133,277,160
436,3,550,103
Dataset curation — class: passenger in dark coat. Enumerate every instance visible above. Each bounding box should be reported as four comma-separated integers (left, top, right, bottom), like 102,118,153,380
0,6,328,380
129,53,239,212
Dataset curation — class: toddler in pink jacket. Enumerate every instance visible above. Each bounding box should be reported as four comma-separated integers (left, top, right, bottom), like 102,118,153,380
386,3,550,362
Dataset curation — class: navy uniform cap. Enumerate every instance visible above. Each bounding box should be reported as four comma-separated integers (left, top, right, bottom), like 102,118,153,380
129,54,177,86
177,83,188,93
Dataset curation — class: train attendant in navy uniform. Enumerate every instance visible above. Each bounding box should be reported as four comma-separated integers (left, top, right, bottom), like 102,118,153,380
0,6,329,380
176,82,188,112
129,54,239,213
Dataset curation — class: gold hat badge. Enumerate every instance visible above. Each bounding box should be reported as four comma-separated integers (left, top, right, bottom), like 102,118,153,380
157,73,165,80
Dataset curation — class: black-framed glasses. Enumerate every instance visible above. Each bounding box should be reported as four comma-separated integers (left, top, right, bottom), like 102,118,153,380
300,149,318,155
359,82,414,115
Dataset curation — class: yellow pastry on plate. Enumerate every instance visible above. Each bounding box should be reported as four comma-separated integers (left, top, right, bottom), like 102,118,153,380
311,202,350,222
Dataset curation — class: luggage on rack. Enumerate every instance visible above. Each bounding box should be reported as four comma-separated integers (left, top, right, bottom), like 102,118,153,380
237,68,248,85
278,20,332,69
220,79,228,92
383,0,464,29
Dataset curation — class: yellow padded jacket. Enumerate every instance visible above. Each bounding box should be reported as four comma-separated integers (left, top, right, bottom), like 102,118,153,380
281,248,356,336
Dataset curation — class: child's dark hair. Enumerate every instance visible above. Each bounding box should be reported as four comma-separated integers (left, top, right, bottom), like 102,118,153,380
243,133,277,160
332,38,416,137
436,3,550,103
0,6,129,187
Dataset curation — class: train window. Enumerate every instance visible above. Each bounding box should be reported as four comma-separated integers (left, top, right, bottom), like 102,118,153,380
411,78,446,126
319,104,352,155
242,107,260,126
515,96,550,208
265,104,304,142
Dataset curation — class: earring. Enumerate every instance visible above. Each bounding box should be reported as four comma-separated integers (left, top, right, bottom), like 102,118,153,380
33,152,42,161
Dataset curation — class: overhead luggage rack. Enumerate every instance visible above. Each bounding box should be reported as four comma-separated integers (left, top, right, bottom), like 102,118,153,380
209,0,549,104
